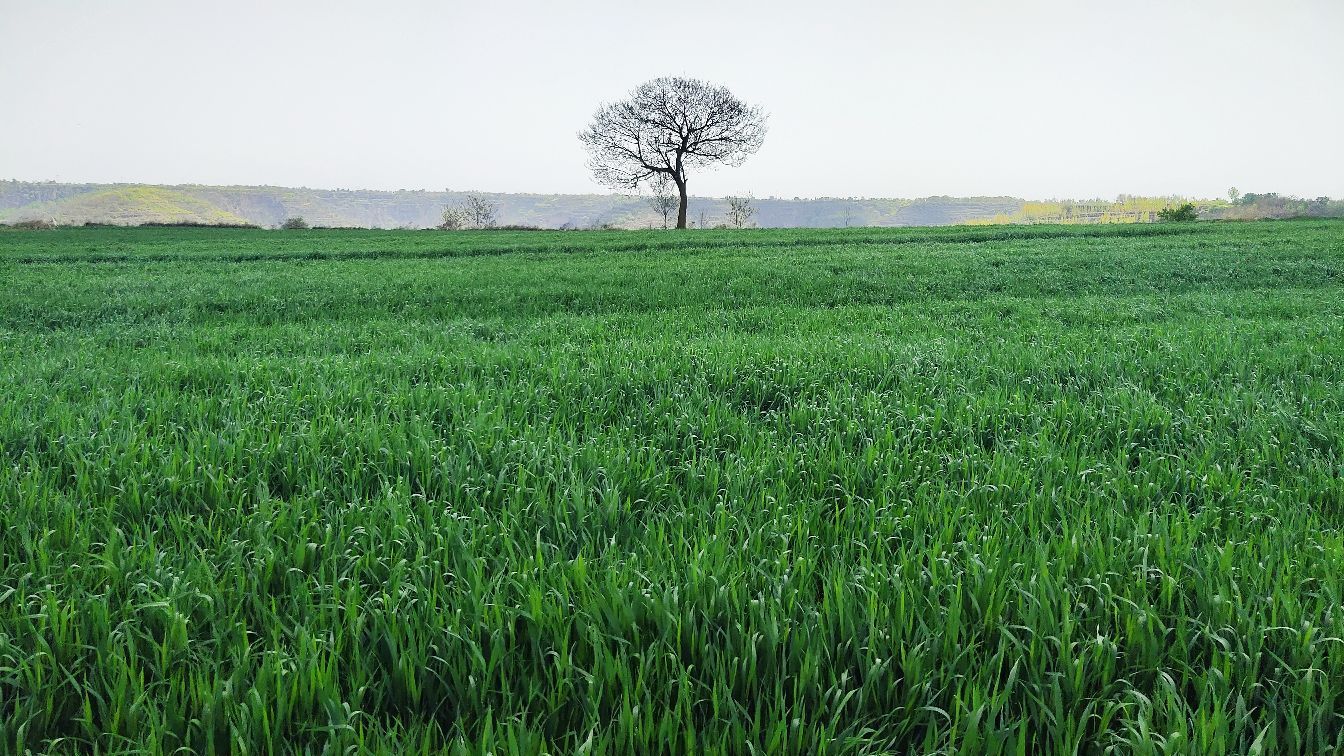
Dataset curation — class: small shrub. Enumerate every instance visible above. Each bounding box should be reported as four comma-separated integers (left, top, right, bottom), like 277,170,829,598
1158,203,1198,222
280,217,309,230
12,219,55,230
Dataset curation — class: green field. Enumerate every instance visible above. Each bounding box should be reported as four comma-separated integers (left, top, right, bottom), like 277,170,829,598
3,221,1344,754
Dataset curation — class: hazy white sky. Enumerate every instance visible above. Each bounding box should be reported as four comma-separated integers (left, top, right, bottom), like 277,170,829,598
3,0,1341,199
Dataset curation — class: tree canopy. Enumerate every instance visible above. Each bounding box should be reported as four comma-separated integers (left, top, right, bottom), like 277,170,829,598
580,77,767,228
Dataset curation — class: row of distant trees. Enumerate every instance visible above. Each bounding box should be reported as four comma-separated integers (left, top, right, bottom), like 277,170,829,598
1218,188,1343,220
208,193,760,232
645,185,757,229
280,170,767,232
433,191,759,231
273,196,503,232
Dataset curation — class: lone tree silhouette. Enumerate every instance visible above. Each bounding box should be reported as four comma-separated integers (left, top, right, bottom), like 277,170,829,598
580,77,767,229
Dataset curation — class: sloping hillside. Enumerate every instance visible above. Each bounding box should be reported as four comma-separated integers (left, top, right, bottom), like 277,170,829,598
0,186,252,226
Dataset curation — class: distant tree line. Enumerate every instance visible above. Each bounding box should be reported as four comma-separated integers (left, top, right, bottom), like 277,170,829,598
1210,192,1344,220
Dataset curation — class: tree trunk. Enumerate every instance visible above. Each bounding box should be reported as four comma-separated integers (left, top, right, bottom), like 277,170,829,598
675,180,688,229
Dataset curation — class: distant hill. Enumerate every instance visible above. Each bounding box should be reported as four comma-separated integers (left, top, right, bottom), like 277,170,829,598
0,180,1025,229
12,180,1324,229
0,186,254,227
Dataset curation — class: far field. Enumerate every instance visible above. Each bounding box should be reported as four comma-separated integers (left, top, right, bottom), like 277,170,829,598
2,221,1343,753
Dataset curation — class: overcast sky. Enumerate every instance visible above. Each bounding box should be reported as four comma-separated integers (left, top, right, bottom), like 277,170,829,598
3,0,1341,199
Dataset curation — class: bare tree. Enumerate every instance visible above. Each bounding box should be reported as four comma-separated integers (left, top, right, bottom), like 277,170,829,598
462,195,498,229
725,195,756,229
647,175,678,229
580,77,767,229
439,206,467,230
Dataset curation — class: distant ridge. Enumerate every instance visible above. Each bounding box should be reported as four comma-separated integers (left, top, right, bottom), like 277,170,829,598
0,180,1024,229
7,180,1305,229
